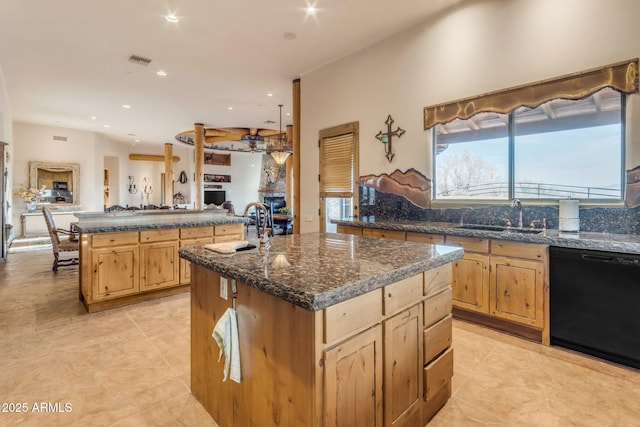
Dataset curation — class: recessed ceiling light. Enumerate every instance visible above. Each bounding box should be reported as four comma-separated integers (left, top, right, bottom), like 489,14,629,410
304,6,318,15
91,116,97,120
286,112,291,116
134,139,140,143
122,104,131,109
227,106,233,110
157,70,167,76
104,124,110,128
267,93,273,97
165,14,179,23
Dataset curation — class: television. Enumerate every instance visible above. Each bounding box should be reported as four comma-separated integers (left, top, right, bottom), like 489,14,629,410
204,190,226,206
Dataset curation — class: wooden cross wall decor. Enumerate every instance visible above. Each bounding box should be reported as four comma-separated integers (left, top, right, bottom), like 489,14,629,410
375,115,405,162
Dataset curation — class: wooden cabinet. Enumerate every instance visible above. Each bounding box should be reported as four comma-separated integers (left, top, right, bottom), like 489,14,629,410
91,244,139,301
363,228,405,241
490,256,544,328
339,225,549,341
384,304,423,427
324,325,383,427
80,223,242,312
446,236,490,314
336,224,363,236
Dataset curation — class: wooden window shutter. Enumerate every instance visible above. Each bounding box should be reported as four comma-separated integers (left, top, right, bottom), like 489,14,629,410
320,132,355,195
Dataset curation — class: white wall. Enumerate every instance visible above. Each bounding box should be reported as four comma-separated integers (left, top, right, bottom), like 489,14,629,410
0,68,13,230
202,151,262,213
299,0,640,233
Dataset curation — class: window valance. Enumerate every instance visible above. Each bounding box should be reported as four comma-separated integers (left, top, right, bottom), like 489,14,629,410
424,58,638,129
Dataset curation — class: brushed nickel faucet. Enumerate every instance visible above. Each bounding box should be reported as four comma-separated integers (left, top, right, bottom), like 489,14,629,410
243,202,271,249
511,199,523,228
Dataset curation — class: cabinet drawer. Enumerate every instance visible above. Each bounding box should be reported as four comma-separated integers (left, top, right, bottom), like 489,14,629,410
362,228,406,241
424,287,452,328
214,223,244,236
383,274,423,315
445,236,489,253
424,347,453,402
423,314,452,364
336,225,363,236
91,232,139,248
180,226,213,239
406,232,445,244
491,240,546,260
140,228,179,243
324,289,382,344
213,234,243,243
424,263,452,297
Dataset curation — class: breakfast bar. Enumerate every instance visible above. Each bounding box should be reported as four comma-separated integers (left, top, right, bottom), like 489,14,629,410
76,209,245,312
180,232,463,426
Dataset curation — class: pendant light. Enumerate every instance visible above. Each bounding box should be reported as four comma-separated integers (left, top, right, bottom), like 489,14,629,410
269,104,291,165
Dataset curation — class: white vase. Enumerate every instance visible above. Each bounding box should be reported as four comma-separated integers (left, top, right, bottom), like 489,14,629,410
26,200,37,213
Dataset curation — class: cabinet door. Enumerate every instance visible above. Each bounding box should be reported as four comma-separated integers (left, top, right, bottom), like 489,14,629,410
490,256,544,328
451,252,490,313
384,304,424,427
336,225,363,236
406,232,445,244
324,325,383,427
363,228,406,241
179,238,213,284
140,241,179,291
91,245,139,302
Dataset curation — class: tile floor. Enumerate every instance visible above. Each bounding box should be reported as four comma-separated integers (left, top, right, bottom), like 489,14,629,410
1,248,639,426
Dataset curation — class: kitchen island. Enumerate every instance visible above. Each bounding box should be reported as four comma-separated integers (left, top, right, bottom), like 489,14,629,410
76,209,245,312
180,232,463,427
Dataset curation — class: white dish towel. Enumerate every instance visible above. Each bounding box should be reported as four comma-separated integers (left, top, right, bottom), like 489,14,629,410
212,307,241,383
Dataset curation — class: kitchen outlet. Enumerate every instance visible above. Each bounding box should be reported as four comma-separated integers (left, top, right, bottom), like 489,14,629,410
220,277,228,300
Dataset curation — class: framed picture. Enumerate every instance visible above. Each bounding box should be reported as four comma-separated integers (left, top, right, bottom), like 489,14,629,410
204,152,231,166
204,174,231,183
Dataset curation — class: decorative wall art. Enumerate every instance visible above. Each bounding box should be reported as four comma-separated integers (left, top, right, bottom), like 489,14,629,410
375,115,405,162
204,152,231,166
204,174,231,183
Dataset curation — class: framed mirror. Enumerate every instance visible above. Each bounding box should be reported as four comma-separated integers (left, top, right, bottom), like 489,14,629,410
29,161,80,206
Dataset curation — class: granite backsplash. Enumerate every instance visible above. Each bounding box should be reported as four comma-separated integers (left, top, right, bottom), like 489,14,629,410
358,186,640,235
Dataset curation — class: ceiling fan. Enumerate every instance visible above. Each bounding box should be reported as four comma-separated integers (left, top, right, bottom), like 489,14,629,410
175,127,285,152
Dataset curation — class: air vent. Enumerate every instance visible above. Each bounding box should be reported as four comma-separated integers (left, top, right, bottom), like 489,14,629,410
53,135,67,142
128,54,152,66
264,120,276,124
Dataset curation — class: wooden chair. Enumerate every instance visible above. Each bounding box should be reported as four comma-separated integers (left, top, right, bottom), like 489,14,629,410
42,207,79,272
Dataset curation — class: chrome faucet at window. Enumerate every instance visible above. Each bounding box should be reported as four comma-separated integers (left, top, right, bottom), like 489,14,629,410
511,198,523,228
459,207,474,226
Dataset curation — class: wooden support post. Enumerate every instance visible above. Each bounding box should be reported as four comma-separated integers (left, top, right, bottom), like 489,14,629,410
194,123,205,210
293,78,301,234
286,125,293,213
164,143,173,206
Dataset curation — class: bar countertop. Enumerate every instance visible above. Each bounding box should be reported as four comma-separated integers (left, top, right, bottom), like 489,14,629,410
74,209,246,234
179,232,463,311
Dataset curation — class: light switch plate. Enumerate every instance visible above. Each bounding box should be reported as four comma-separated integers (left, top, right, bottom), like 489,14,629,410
220,277,228,300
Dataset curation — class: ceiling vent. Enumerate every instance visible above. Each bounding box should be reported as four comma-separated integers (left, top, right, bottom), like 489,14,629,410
53,135,67,141
127,54,152,66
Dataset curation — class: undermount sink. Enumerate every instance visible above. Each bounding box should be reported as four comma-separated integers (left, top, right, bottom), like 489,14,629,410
457,224,542,234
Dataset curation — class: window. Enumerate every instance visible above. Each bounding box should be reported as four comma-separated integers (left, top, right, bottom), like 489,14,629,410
319,123,359,232
434,87,625,201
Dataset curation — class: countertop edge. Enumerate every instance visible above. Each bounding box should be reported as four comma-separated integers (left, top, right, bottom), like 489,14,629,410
333,219,640,255
179,244,463,311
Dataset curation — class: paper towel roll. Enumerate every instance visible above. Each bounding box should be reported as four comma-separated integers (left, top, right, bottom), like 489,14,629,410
559,199,579,232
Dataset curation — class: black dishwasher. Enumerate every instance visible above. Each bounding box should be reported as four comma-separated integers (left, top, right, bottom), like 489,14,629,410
550,246,640,370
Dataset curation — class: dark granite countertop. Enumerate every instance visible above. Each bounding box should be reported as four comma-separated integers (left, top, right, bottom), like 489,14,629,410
76,211,246,234
333,219,640,255
179,232,464,311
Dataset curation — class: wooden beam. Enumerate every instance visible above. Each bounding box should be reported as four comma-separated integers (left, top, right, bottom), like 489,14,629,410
164,143,173,206
194,123,204,210
129,154,181,162
293,78,301,234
